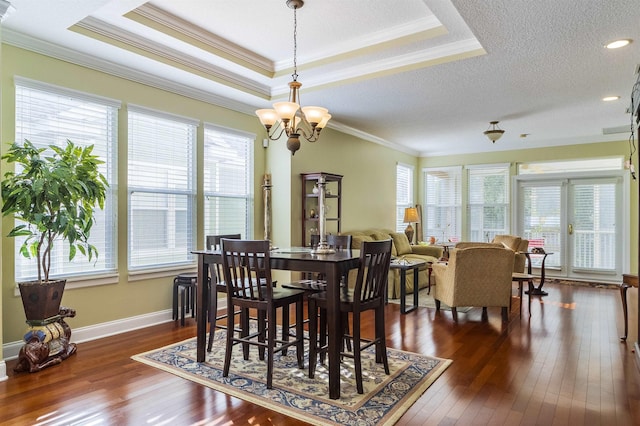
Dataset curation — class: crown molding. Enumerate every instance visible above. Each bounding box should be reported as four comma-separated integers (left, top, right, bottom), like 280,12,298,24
2,28,258,116
71,17,271,100
125,3,274,78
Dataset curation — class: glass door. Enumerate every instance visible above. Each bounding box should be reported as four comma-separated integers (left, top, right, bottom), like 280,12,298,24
517,176,623,281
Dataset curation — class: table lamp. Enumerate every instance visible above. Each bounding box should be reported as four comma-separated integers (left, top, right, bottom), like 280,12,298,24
403,207,420,244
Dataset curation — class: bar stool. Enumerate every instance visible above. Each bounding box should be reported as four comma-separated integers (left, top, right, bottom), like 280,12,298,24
173,272,198,326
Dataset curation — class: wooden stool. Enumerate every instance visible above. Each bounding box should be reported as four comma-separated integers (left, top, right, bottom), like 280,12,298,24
173,273,198,326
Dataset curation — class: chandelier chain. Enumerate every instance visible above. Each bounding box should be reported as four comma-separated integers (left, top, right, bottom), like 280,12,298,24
292,5,298,81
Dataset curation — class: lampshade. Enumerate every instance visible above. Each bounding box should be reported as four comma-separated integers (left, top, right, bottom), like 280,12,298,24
403,207,420,223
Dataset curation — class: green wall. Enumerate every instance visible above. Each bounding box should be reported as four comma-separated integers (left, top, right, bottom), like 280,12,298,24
1,43,635,350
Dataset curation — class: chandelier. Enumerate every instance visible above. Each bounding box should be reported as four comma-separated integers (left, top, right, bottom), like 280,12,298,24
484,121,505,143
255,0,331,155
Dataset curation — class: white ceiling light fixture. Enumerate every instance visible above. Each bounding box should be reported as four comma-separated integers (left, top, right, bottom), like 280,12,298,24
484,121,505,143
602,96,620,101
255,0,331,155
605,39,632,49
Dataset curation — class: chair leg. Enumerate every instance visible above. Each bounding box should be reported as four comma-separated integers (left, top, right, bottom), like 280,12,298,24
267,305,276,389
435,299,441,311
281,305,290,356
319,307,327,364
375,305,390,374
257,310,266,361
223,302,234,378
308,298,319,379
482,306,488,320
296,300,304,369
352,311,363,394
501,306,508,322
172,279,179,320
207,288,218,352
241,308,250,360
451,306,458,322
180,286,186,326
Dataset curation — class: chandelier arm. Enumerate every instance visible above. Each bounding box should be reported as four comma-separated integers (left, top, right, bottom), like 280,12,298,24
266,123,287,141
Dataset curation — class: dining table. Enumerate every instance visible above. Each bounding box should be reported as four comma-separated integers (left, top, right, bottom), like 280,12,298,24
193,246,361,400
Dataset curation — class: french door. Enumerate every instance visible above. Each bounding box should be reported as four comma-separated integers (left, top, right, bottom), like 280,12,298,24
516,174,625,282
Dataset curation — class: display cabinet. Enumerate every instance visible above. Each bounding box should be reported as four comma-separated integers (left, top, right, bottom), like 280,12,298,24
300,172,342,247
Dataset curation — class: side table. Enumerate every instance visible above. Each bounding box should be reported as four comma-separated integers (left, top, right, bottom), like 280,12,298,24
390,259,430,314
620,274,638,341
523,252,553,296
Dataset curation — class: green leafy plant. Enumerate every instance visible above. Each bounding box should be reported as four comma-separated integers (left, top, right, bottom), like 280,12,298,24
1,139,108,283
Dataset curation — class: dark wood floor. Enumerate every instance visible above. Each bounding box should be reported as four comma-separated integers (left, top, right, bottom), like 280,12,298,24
2,282,639,425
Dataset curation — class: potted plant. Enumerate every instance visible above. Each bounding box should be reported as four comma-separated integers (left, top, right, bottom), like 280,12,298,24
1,139,108,322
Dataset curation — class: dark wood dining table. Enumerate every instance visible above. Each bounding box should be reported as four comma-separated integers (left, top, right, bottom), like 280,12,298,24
193,247,361,400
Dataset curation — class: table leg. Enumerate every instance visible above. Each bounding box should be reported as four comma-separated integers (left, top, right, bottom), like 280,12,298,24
525,253,549,296
196,255,209,363
620,284,630,341
326,264,341,399
399,268,407,313
413,266,419,310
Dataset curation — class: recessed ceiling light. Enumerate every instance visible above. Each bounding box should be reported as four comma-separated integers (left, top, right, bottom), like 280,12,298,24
602,96,620,101
605,39,632,49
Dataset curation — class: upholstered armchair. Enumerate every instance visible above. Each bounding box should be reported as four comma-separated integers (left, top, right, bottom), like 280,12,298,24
432,246,515,321
454,234,528,273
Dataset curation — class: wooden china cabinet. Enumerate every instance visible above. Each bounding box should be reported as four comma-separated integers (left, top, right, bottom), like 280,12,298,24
300,172,342,247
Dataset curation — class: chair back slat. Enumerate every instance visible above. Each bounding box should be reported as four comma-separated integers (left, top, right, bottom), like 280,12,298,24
221,239,273,302
353,239,392,306
206,234,241,284
327,234,352,250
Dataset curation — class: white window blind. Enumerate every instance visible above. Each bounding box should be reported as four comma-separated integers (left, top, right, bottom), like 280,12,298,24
467,164,510,242
572,180,617,270
520,182,562,268
423,166,462,243
203,125,254,239
14,78,119,281
396,163,414,233
128,107,197,269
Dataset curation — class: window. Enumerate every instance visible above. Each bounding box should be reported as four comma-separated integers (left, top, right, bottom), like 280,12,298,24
203,125,254,239
423,166,462,243
396,163,414,233
14,78,119,281
128,107,197,269
467,164,510,242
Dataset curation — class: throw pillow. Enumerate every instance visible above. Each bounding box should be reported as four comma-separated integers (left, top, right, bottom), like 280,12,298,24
390,232,412,255
351,235,374,249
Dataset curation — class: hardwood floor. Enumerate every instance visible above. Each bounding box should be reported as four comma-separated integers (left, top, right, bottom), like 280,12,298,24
1,282,639,425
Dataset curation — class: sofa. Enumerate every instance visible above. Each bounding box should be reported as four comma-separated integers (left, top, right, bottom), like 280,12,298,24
340,228,443,298
454,234,529,273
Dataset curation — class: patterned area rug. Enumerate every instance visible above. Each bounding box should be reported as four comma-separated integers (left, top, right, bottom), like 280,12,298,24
132,329,451,425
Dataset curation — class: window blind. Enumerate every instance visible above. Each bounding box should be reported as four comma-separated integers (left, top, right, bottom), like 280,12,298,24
14,79,119,281
128,107,197,269
423,166,462,242
203,125,254,239
467,165,510,242
396,163,414,233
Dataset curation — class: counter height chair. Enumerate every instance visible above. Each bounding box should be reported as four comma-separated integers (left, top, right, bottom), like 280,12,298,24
220,239,305,389
308,239,392,394
206,234,241,351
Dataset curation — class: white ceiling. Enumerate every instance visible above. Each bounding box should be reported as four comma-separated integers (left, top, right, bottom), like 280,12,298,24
2,0,639,156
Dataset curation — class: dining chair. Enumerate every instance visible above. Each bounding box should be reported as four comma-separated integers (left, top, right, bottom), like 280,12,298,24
206,234,241,351
219,239,305,389
307,238,392,394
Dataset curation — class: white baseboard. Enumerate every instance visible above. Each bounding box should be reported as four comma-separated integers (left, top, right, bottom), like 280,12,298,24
2,309,173,361
0,360,7,381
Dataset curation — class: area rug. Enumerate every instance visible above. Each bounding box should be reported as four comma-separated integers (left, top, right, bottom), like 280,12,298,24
132,329,451,425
